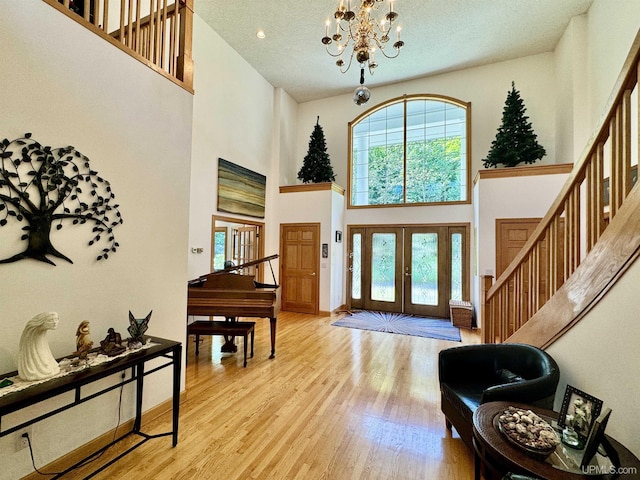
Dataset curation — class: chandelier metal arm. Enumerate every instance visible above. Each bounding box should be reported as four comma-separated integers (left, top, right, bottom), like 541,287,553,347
340,48,357,74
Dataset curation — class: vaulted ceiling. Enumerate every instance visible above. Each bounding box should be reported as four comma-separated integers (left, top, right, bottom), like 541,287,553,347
195,0,594,103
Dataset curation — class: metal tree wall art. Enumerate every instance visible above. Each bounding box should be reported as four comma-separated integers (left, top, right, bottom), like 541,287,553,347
0,133,123,265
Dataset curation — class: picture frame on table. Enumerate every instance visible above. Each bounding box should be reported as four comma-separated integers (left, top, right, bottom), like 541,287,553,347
558,385,603,442
580,408,619,471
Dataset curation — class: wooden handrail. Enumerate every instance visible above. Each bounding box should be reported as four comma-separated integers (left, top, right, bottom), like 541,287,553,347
484,27,640,345
43,0,193,93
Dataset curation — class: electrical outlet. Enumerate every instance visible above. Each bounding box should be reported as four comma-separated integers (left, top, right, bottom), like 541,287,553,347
15,427,31,452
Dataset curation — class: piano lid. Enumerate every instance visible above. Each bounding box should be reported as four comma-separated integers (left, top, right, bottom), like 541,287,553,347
211,254,278,275
188,254,279,288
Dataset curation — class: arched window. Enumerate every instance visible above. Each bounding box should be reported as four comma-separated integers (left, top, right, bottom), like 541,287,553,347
348,94,471,208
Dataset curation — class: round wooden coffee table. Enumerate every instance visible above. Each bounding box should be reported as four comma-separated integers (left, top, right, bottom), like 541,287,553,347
472,401,640,480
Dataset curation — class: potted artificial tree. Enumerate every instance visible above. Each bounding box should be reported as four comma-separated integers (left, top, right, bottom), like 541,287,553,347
298,116,336,183
483,82,546,168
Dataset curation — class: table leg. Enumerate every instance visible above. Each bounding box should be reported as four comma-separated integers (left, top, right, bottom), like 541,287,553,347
172,344,182,447
472,436,481,480
134,363,144,433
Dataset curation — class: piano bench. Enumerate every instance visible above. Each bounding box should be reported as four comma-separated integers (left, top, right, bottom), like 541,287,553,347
188,320,255,367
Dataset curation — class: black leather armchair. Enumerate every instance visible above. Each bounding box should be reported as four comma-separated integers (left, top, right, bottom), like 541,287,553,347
438,343,560,450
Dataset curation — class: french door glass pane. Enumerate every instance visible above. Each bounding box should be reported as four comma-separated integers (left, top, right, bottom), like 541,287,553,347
451,233,462,301
213,231,226,271
371,233,396,302
411,233,438,305
351,233,362,300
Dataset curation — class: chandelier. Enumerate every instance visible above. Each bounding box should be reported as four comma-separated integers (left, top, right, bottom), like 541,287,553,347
321,0,405,105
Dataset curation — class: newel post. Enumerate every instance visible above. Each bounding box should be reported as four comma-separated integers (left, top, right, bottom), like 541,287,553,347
480,275,494,343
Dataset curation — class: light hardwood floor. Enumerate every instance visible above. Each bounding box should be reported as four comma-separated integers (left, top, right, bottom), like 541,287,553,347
55,311,481,479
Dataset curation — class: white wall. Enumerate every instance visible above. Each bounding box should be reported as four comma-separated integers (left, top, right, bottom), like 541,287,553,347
472,171,570,326
188,15,280,281
547,259,640,457
554,14,589,165
0,3,192,479
276,88,300,187
331,190,346,311
587,0,640,131
278,188,337,312
297,52,557,192
474,172,570,279
545,0,640,457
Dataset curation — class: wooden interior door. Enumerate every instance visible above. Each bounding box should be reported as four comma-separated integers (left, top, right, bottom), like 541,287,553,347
496,219,541,277
235,226,258,275
496,218,564,313
280,223,320,314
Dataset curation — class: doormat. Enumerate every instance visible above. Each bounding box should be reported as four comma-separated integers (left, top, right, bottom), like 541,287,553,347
332,310,461,342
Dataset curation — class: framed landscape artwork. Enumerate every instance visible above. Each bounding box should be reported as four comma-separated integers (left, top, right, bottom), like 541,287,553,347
217,158,266,218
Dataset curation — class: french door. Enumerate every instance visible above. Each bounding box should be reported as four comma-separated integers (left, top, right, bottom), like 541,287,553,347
347,225,468,317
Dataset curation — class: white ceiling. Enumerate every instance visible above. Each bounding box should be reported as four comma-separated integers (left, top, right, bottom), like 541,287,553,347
194,0,594,104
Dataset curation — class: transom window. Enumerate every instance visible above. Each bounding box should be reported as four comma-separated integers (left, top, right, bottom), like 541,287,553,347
348,94,471,208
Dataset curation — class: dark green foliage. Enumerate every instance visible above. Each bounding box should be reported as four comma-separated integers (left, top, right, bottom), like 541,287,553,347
354,137,462,205
483,82,546,168
298,117,336,184
0,134,123,265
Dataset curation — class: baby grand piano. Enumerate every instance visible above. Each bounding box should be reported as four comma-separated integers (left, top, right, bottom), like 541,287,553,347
187,254,279,358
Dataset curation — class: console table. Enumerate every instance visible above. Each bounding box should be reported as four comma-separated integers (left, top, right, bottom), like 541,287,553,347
0,336,182,479
473,401,640,480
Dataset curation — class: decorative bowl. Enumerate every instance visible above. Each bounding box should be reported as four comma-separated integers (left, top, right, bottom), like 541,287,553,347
495,406,560,459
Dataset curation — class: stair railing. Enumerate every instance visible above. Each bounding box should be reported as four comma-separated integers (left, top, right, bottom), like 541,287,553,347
483,31,640,344
43,0,193,92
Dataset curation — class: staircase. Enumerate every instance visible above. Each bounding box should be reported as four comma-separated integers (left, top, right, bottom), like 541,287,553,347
483,29,640,348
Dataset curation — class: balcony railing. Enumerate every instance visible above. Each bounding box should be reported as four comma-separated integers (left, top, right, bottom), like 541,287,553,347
44,0,193,92
483,30,640,344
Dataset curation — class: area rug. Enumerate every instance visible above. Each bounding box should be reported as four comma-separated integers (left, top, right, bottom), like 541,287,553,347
332,310,461,342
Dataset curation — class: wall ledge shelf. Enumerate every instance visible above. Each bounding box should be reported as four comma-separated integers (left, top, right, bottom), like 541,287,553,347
279,182,345,196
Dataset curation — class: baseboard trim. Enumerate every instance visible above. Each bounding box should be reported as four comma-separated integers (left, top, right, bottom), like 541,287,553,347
21,391,186,480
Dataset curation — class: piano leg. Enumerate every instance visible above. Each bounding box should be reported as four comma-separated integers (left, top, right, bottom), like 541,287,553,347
221,316,238,353
269,317,277,358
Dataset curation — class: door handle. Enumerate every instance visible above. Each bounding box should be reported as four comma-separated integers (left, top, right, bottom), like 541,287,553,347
404,272,412,276
310,272,316,276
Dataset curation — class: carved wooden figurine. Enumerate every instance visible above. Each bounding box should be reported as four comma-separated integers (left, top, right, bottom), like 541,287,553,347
75,320,94,359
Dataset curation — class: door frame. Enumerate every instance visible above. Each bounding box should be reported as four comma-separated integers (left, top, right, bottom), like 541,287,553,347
211,215,265,279
346,223,470,316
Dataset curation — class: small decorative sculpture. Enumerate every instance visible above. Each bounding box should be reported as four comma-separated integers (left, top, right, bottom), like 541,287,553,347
99,328,126,356
75,320,94,359
128,311,151,348
18,312,61,381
